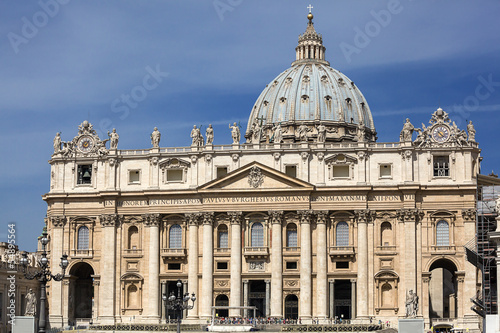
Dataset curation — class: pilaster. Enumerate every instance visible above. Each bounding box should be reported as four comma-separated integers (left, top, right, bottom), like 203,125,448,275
269,211,283,318
299,210,313,321
200,212,214,319
229,211,243,317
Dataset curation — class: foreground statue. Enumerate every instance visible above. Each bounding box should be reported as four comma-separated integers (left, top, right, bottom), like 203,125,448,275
25,289,37,316
151,127,161,147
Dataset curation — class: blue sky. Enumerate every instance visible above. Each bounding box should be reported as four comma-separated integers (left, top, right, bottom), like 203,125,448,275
1,0,499,251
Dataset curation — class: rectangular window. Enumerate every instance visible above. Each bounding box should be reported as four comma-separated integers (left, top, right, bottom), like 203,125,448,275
166,169,183,182
433,156,450,177
336,261,349,269
217,262,228,270
332,165,350,178
168,263,181,270
286,261,298,270
379,164,392,178
285,165,297,178
129,170,140,184
77,165,92,185
216,166,228,178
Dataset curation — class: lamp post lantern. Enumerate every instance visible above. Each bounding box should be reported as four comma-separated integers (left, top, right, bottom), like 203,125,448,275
162,279,196,333
21,229,69,333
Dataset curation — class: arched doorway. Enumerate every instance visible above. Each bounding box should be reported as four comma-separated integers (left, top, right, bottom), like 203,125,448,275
429,259,458,319
69,262,94,321
215,295,229,318
284,295,298,319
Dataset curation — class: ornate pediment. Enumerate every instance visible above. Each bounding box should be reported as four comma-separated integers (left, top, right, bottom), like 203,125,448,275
158,158,190,169
199,161,313,191
52,120,110,158
324,153,357,165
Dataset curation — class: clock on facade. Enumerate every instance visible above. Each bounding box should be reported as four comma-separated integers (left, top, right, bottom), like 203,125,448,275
432,125,450,143
77,136,94,153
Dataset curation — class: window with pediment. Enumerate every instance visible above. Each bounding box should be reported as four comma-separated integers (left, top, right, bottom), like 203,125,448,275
218,224,229,248
121,273,143,313
335,222,349,247
436,220,450,246
77,226,89,250
325,154,356,180
286,223,298,247
159,158,190,184
169,224,182,249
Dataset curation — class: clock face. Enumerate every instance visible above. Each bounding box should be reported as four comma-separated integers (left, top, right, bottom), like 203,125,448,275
432,125,450,143
77,136,94,153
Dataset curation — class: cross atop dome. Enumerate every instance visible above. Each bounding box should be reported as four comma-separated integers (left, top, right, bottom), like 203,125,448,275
293,7,328,66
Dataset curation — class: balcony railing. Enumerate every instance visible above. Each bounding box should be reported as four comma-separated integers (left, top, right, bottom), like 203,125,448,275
71,249,93,257
123,248,143,257
161,248,186,259
329,246,355,258
283,247,300,253
244,247,269,258
430,245,457,253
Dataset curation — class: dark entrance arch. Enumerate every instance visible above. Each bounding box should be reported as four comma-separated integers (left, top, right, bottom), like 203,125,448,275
429,259,458,319
69,262,94,320
215,295,229,318
284,295,298,319
249,280,266,317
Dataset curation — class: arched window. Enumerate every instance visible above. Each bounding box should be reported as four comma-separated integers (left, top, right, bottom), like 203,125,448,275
218,224,228,248
436,220,450,246
169,224,182,249
128,226,139,250
381,283,393,307
286,223,298,247
251,222,264,247
77,226,89,250
381,222,392,246
335,222,349,247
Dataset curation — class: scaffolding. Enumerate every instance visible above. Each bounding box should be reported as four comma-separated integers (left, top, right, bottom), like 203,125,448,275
466,179,500,317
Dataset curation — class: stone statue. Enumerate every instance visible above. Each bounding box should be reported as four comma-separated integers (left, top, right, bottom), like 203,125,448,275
273,123,283,143
25,289,37,316
297,124,311,142
405,289,418,317
495,197,500,214
400,118,414,142
357,120,366,142
467,120,476,142
108,128,119,149
53,132,62,154
151,127,161,148
316,123,326,143
206,124,214,145
229,122,240,144
190,125,203,146
251,121,262,143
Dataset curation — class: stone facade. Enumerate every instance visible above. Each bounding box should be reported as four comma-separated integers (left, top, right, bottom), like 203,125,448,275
43,12,483,332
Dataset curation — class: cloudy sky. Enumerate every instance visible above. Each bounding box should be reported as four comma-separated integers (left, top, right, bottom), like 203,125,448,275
1,0,499,251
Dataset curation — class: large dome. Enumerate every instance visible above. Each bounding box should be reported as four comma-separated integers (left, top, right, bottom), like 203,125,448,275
245,13,376,143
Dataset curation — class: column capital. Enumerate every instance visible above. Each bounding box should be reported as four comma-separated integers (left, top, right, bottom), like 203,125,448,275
268,211,283,224
202,212,214,225
354,209,375,224
143,213,161,227
49,216,67,228
242,279,249,284
100,214,120,227
396,209,424,223
462,208,476,222
185,212,201,226
422,272,431,284
298,210,313,224
228,211,243,225
350,279,357,283
265,279,271,284
316,211,328,224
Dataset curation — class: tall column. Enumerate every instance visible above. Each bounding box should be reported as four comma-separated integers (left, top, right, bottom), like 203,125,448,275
145,214,160,322
149,156,159,189
243,280,249,318
269,211,283,318
316,211,328,321
355,210,370,319
351,279,357,319
329,280,335,319
229,212,243,317
299,210,312,321
265,280,271,317
421,273,431,321
99,214,118,324
48,216,66,327
186,213,200,319
92,278,100,323
200,213,214,319
397,209,419,297
161,282,167,322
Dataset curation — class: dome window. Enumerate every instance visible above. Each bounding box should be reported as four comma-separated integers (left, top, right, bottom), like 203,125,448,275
338,78,345,86
280,97,287,104
302,75,310,83
263,101,269,106
321,75,329,84
301,95,309,103
345,98,352,110
285,77,293,85
325,95,332,101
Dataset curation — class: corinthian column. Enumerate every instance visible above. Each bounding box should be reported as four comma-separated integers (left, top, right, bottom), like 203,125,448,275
145,214,160,322
299,210,313,321
316,211,328,321
229,212,243,317
269,211,283,318
48,216,66,327
200,212,214,319
186,213,200,319
99,214,118,324
355,210,371,319
397,209,420,297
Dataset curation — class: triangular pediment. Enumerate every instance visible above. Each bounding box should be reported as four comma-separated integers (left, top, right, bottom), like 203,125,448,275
199,161,314,191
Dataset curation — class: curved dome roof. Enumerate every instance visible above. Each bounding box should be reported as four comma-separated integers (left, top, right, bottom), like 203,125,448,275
246,13,376,143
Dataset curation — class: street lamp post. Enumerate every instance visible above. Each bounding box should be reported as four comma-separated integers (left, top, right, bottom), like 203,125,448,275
162,279,196,333
20,229,69,333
